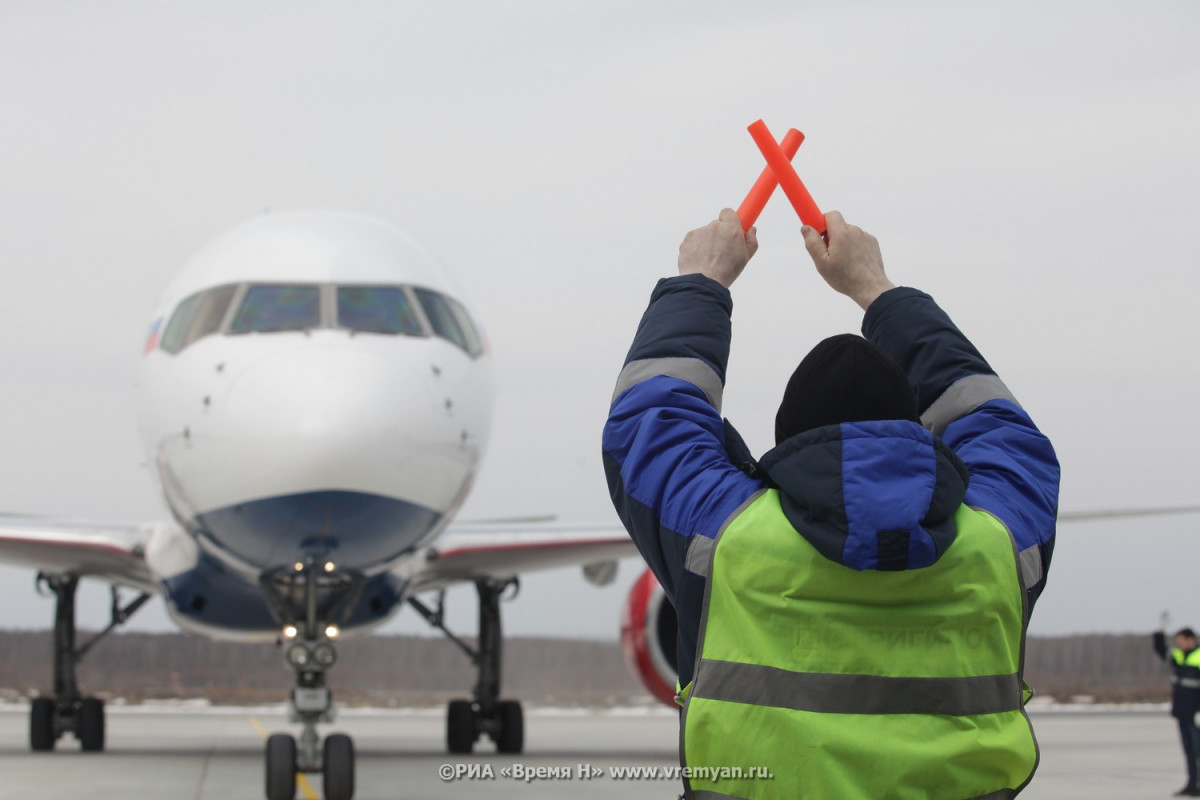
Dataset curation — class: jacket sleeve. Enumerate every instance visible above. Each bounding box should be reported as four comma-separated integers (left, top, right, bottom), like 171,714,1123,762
1154,631,1169,662
863,287,1060,610
602,274,763,605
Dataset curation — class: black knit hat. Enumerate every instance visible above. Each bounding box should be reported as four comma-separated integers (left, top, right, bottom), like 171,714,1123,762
775,334,919,444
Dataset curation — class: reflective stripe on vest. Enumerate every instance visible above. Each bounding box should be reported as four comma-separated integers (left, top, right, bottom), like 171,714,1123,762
1172,649,1200,667
692,660,1023,716
1171,649,1200,687
680,491,1037,800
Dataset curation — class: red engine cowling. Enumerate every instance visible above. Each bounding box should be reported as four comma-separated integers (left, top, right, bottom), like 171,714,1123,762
619,567,679,708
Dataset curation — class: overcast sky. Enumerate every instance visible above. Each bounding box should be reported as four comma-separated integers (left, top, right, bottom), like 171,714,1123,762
1,2,1198,650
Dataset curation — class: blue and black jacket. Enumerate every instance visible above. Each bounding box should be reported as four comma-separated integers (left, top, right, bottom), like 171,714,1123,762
603,275,1060,688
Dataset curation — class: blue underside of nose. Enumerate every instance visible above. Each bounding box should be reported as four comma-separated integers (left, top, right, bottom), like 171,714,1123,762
192,489,442,571
163,550,407,633
161,489,441,634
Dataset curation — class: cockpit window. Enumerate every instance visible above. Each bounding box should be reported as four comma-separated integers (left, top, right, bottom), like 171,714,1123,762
445,296,484,357
160,294,201,354
160,284,238,355
160,282,483,353
230,285,321,334
414,288,481,356
336,287,424,335
188,285,237,344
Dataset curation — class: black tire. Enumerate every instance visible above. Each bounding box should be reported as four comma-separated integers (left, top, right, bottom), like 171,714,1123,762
78,697,105,752
495,700,524,754
446,699,476,754
265,733,297,800
323,733,355,800
30,696,56,752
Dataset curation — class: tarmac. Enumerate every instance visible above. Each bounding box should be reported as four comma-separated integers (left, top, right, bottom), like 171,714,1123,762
0,703,1189,799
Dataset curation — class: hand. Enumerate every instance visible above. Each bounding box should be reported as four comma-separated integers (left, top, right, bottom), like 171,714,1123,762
802,210,896,310
678,208,759,288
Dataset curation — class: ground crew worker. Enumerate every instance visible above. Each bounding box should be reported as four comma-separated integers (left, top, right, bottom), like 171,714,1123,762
1154,625,1200,795
603,209,1060,799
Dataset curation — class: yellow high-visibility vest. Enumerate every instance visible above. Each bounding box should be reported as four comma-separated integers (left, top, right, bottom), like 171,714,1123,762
680,490,1037,800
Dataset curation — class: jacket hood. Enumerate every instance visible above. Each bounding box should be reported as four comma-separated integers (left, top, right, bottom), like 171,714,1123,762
757,419,969,571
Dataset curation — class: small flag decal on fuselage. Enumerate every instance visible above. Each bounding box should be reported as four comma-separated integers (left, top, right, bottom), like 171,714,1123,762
144,317,163,354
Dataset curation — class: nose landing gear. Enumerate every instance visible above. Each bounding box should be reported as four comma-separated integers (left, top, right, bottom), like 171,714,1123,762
264,683,355,800
261,561,362,800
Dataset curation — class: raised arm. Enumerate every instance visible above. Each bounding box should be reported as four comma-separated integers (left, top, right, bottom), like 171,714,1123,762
1154,630,1170,662
803,213,1060,608
603,210,762,603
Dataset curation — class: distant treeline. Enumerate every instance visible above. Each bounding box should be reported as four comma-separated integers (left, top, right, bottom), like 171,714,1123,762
0,630,646,706
0,630,1176,706
1024,632,1173,703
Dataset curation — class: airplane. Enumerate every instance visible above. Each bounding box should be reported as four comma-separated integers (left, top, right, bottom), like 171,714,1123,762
0,209,678,800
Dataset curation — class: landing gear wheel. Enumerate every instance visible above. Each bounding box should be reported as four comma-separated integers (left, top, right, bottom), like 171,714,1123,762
495,700,524,754
323,733,355,800
78,697,105,752
265,733,297,800
30,697,55,752
446,699,476,754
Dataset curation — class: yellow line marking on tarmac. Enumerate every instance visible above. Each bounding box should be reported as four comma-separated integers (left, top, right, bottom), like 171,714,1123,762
297,771,320,798
248,716,321,800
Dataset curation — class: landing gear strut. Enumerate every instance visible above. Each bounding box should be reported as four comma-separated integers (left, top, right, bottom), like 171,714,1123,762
261,560,362,800
30,573,150,753
409,578,524,755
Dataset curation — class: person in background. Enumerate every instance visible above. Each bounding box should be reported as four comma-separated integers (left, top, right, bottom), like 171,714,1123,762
1155,622,1200,796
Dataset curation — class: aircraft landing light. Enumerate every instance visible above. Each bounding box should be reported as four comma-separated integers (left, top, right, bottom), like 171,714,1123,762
286,643,310,668
313,643,337,668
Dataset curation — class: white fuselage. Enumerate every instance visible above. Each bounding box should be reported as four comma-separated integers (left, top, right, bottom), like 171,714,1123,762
135,211,493,634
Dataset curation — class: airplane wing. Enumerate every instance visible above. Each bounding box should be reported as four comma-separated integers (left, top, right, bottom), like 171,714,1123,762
408,520,638,591
0,515,159,594
7,502,1196,598
1059,504,1200,522
411,501,1200,590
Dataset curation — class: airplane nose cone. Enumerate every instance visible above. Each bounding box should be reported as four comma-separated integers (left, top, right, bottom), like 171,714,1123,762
205,343,471,514
225,345,430,441
152,337,488,572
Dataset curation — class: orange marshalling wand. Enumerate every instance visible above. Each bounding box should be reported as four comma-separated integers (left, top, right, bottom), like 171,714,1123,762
745,119,827,235
736,128,804,232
